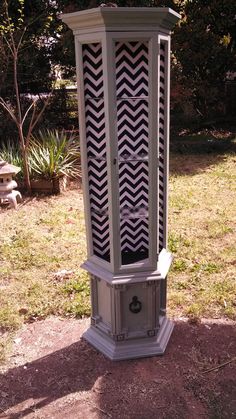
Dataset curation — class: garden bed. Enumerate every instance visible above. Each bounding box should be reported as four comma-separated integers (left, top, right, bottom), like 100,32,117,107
30,176,68,195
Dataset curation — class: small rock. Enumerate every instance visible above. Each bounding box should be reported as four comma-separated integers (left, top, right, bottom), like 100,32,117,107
14,338,22,344
52,269,74,281
153,378,165,385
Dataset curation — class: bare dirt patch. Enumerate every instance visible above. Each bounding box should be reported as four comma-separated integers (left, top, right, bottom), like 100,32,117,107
0,317,235,419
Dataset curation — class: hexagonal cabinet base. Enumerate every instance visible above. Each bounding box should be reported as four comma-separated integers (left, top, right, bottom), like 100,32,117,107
82,250,174,360
83,317,174,361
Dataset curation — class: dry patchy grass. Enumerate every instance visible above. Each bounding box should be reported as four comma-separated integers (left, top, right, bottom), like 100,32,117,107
0,189,89,360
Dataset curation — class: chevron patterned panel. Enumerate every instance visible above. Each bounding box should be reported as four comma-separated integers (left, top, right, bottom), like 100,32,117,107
83,43,110,261
158,42,166,253
115,41,149,98
119,161,149,264
85,99,106,158
119,161,149,209
115,41,150,264
83,43,104,99
117,99,149,159
120,218,149,264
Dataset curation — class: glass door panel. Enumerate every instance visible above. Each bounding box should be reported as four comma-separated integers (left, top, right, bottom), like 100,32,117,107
83,43,110,262
115,41,149,265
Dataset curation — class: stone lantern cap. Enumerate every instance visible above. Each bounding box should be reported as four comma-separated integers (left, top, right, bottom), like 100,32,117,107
0,160,21,176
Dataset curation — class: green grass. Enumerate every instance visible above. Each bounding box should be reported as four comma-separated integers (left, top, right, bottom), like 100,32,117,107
168,147,236,321
0,191,89,340
0,136,235,362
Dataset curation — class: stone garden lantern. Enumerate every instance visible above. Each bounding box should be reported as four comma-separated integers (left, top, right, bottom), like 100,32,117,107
0,160,22,209
62,7,180,360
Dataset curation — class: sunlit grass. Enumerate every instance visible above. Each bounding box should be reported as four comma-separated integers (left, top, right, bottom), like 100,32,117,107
168,151,236,320
0,190,89,335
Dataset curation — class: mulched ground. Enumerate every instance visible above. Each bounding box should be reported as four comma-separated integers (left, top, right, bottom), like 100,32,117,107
0,317,235,419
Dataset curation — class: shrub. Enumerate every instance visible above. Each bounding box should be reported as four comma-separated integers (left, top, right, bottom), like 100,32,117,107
0,130,81,184
29,130,80,180
0,140,24,180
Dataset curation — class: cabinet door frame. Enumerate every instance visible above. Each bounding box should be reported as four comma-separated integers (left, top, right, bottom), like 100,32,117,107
76,30,171,274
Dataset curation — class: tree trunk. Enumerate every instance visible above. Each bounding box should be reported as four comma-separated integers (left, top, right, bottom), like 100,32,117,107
19,130,31,194
22,148,31,193
13,51,31,194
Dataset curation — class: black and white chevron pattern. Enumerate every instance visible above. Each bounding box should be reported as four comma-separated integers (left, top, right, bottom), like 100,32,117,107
90,212,110,259
119,161,149,261
120,218,149,264
115,41,150,263
115,41,148,98
85,99,106,158
119,161,149,209
158,42,166,252
117,99,149,158
83,43,110,261
83,43,103,99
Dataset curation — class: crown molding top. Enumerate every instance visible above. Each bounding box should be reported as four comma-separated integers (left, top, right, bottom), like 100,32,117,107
61,7,180,34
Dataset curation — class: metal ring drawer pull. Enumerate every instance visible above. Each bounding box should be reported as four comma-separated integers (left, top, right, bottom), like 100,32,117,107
129,296,142,314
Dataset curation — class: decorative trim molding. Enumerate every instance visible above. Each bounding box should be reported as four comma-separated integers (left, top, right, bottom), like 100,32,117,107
82,248,173,284
61,8,180,33
83,317,174,360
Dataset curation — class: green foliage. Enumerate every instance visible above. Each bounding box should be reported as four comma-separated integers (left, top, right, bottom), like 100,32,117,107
43,88,78,130
0,302,22,332
61,272,91,317
0,0,57,97
54,0,179,77
1,0,235,127
190,262,220,274
172,0,236,116
0,130,81,181
0,139,23,178
0,0,25,34
172,259,188,272
29,130,80,179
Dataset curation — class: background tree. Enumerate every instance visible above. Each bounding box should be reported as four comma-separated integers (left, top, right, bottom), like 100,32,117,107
0,0,56,191
53,0,180,79
1,0,235,179
172,0,236,117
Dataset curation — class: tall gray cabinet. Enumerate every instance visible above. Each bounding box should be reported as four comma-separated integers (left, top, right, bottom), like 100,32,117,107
62,7,180,360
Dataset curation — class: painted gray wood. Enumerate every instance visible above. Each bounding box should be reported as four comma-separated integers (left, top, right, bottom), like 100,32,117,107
61,7,180,360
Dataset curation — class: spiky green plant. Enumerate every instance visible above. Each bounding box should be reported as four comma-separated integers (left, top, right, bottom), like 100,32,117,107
0,140,24,180
29,130,81,180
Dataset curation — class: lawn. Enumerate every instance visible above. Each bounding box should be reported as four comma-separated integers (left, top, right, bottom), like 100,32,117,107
169,148,235,320
0,133,235,361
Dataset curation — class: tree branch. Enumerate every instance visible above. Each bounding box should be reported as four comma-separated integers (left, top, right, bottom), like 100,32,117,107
25,102,37,149
202,357,236,374
2,34,14,56
16,26,27,54
22,98,38,125
29,92,53,134
0,97,19,125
